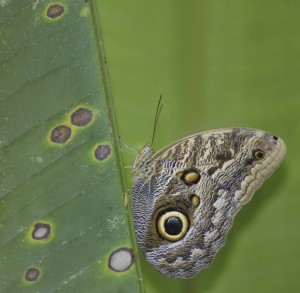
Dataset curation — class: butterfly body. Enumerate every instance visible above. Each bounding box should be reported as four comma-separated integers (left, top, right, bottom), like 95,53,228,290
131,128,286,278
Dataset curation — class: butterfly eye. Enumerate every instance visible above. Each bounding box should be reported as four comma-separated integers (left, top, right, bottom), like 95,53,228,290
178,169,201,185
253,150,265,160
157,211,189,241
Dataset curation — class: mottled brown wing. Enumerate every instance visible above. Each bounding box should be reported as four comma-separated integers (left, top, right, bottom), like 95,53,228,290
131,128,286,278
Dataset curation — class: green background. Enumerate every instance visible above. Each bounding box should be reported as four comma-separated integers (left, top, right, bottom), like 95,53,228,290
98,1,299,292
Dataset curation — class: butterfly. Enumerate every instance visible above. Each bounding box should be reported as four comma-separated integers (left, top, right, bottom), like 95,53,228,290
131,128,286,278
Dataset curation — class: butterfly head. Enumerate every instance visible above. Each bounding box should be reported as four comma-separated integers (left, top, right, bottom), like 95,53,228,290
253,134,283,158
132,144,155,176
242,131,286,179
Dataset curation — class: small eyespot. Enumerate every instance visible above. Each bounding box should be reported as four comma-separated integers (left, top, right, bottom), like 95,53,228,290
178,169,201,185
253,149,265,160
272,136,278,141
190,194,200,207
157,211,189,242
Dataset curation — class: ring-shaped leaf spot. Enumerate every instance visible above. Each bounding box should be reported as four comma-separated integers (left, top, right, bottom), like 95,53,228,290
25,267,40,282
108,248,134,272
157,211,189,242
32,223,51,240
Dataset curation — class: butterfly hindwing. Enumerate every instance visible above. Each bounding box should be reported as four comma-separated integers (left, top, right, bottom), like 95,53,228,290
132,128,286,278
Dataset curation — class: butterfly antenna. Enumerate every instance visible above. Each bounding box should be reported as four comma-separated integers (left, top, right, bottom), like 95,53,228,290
150,94,163,147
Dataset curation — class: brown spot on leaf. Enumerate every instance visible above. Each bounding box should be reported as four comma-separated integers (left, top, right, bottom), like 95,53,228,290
71,108,93,127
95,145,111,161
25,268,40,282
47,4,65,19
32,223,51,240
51,125,71,144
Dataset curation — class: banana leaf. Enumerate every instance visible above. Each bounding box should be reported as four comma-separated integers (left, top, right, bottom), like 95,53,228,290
0,1,143,292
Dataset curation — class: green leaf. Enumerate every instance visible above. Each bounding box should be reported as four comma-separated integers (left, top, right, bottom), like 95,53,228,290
0,1,143,292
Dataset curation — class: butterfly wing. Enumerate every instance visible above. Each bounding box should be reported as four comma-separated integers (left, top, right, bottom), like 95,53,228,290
131,128,286,278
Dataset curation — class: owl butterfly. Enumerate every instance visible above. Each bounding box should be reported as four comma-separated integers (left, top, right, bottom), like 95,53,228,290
131,128,286,278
